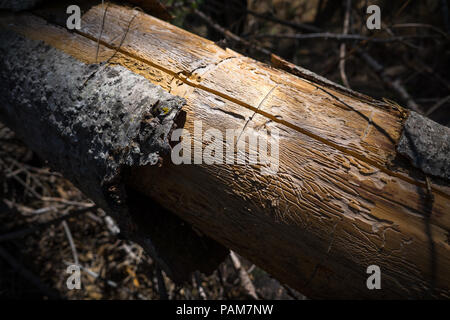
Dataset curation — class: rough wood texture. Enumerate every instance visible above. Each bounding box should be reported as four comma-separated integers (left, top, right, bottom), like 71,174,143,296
0,4,449,299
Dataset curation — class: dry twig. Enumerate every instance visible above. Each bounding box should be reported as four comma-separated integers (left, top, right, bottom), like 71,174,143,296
230,251,258,300
193,8,271,57
357,48,423,113
339,0,352,89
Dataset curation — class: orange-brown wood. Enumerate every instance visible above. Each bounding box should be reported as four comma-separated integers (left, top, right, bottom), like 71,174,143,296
1,4,449,298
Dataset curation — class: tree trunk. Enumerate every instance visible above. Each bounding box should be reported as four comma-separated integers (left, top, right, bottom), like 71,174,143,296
0,3,449,299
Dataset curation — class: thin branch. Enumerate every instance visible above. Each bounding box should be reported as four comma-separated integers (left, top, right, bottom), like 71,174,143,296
62,261,148,299
156,265,168,300
62,221,79,266
193,8,271,57
230,251,258,300
407,59,450,91
425,95,450,116
441,0,450,33
4,167,42,199
339,0,352,89
41,197,94,207
246,9,322,33
357,48,423,113
194,271,207,300
84,6,141,86
250,33,441,43
390,23,449,39
282,283,307,300
394,0,413,18
0,245,61,299
237,84,278,144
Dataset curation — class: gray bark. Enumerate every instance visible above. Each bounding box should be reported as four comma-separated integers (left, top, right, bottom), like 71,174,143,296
397,111,450,181
0,30,228,282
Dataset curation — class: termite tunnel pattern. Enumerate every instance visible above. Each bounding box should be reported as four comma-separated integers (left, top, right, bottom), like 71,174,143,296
0,30,228,282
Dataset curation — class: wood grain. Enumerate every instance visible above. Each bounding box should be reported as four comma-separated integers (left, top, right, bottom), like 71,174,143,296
1,4,449,299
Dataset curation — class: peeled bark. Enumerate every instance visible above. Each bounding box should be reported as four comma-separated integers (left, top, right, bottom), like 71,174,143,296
0,4,449,299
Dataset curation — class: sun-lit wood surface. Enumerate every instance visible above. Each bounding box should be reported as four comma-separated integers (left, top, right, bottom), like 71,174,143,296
1,3,449,298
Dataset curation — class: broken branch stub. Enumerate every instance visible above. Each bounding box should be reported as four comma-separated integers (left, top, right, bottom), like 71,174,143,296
397,111,450,181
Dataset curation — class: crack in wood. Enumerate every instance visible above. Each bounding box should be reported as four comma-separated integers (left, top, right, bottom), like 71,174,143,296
64,22,450,200
237,84,278,144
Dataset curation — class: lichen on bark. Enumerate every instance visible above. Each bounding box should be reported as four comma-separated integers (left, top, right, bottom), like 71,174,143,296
0,29,184,201
0,30,229,281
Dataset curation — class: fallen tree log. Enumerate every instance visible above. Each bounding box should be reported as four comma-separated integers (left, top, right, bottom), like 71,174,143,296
0,3,449,299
